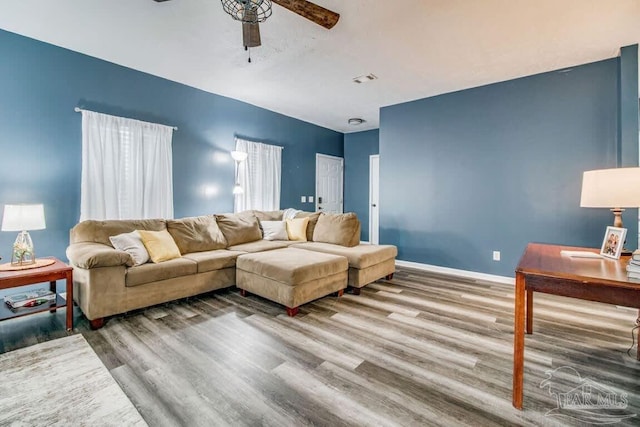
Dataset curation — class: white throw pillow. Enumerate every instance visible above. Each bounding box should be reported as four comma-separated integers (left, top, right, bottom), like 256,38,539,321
109,231,150,266
261,221,289,241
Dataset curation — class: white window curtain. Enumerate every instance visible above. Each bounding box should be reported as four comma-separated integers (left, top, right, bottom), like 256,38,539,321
80,110,174,221
234,138,282,212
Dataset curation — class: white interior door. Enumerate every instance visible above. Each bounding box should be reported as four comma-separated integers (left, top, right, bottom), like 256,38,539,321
316,154,343,213
369,155,380,244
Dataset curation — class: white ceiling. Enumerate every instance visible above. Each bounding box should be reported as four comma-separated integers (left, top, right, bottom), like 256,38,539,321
1,0,639,133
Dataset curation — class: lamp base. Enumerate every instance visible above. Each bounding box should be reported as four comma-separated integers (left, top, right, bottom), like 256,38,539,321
610,208,625,228
11,230,36,266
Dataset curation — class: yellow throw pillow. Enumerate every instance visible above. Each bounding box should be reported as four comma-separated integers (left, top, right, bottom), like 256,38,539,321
286,217,309,241
138,229,182,263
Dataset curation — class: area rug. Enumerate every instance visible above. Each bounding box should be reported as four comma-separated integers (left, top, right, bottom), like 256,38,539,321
0,334,147,426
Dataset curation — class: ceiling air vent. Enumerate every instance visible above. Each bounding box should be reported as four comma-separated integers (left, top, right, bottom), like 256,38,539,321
353,74,377,84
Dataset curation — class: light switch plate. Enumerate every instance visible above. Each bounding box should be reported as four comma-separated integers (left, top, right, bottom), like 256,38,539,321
308,196,314,203
301,196,306,203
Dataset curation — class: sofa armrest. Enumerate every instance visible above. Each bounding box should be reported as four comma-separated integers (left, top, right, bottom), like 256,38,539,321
66,242,133,269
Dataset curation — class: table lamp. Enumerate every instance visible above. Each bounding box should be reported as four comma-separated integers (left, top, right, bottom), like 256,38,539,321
1,204,46,266
580,167,640,254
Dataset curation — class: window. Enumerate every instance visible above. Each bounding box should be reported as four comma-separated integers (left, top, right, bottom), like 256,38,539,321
234,138,283,212
79,110,174,221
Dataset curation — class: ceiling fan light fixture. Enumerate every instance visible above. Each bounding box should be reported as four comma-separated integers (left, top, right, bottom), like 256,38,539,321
348,118,366,126
221,0,272,23
242,21,262,47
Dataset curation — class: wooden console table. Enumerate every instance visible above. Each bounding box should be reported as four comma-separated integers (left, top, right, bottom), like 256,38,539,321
0,257,73,331
513,243,640,409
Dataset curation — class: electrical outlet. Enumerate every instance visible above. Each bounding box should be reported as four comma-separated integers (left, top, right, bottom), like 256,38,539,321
301,196,306,203
308,196,314,203
493,251,501,261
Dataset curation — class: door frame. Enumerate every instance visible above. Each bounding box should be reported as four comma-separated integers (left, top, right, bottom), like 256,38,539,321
315,153,344,213
369,154,380,244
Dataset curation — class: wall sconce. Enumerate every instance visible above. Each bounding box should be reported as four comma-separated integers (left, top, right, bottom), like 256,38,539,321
1,204,46,266
231,150,248,195
231,150,248,162
232,183,244,195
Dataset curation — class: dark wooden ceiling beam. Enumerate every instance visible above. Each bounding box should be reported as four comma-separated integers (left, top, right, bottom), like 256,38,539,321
272,0,339,29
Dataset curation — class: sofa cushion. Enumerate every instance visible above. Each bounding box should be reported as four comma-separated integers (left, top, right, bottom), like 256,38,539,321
66,242,133,269
182,249,244,273
312,212,361,247
252,210,284,221
125,257,198,287
228,240,289,253
286,217,309,241
295,211,321,241
291,242,397,269
215,213,262,246
236,248,348,285
138,229,182,263
70,219,167,246
109,231,149,266
261,220,289,241
167,216,227,254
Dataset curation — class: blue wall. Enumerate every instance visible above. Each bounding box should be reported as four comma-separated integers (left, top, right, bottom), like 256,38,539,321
380,57,636,277
619,45,639,167
344,130,379,241
0,29,343,262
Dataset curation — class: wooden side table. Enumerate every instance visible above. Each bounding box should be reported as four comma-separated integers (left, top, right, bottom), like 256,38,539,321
0,257,73,331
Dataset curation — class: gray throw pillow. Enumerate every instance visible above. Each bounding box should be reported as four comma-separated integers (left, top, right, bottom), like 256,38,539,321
109,230,150,266
261,220,289,241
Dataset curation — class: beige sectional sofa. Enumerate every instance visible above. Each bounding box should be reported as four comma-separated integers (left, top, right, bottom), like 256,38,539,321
66,210,396,328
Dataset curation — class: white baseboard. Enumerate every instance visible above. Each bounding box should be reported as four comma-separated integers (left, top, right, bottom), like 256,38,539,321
394,259,515,285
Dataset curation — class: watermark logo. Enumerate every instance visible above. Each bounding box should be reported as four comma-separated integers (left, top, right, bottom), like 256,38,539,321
540,366,636,424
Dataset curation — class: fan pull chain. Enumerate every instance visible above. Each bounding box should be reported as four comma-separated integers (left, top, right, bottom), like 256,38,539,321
245,45,251,63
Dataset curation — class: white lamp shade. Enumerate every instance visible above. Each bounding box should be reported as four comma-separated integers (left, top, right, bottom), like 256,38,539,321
1,204,46,231
230,150,248,162
580,167,640,208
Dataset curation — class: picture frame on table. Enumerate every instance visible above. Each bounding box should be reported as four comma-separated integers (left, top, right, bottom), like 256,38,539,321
600,226,627,259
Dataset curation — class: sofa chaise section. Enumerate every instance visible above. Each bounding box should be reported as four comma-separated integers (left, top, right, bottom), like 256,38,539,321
244,209,397,291
291,242,397,293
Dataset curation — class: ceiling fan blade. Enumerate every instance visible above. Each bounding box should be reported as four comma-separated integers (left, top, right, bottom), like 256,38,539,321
272,0,339,29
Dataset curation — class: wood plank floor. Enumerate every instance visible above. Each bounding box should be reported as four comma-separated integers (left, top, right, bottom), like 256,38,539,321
2,266,639,426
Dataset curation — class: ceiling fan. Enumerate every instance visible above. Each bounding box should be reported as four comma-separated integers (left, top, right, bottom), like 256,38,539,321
154,0,339,57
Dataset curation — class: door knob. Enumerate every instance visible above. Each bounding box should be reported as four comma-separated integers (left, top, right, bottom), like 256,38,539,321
372,204,377,207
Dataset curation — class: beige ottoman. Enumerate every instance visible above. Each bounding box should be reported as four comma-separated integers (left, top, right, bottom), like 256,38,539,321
236,248,348,316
